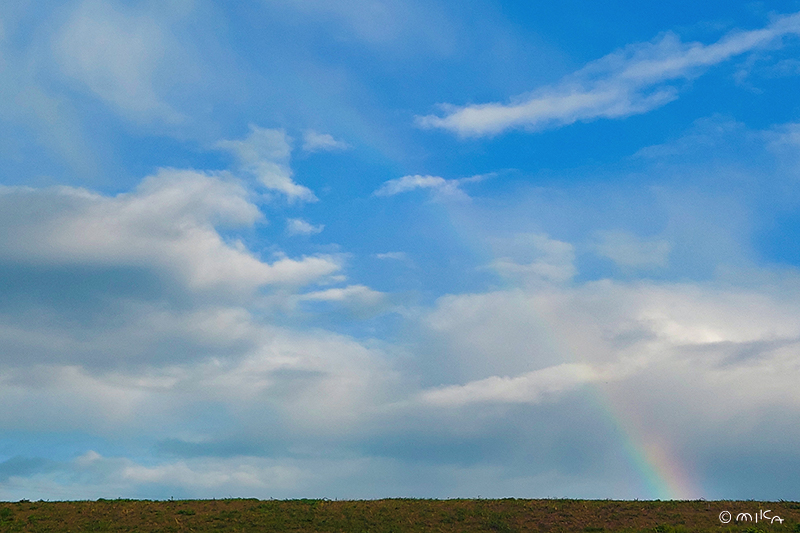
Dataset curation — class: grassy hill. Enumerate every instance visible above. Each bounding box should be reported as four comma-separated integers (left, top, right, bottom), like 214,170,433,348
0,498,798,532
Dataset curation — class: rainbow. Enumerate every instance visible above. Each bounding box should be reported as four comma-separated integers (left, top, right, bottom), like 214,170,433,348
437,200,703,500
591,385,701,499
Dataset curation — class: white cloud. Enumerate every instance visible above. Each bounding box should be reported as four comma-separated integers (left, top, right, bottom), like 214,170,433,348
120,456,303,489
421,278,800,419
0,451,310,500
593,230,671,269
3,249,800,499
302,130,349,152
408,276,800,501
217,125,317,202
488,233,576,285
286,217,324,236
490,257,575,285
373,173,490,198
0,365,155,430
417,12,800,136
419,363,599,407
196,328,403,433
296,284,385,307
0,148,397,449
0,169,338,294
418,274,800,410
288,285,390,319
375,251,408,260
374,174,451,196
0,308,403,434
0,449,659,500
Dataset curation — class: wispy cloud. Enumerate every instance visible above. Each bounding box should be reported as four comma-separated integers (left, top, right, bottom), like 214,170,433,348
593,230,671,269
375,251,408,261
373,173,491,198
417,12,800,137
419,363,599,407
302,130,349,152
374,174,456,196
488,233,577,285
53,0,183,123
295,285,386,311
217,126,317,202
267,0,456,54
286,218,324,236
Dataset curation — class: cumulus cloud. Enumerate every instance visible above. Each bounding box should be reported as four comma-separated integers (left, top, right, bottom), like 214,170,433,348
410,277,800,500
302,130,349,152
0,170,344,375
0,144,404,491
418,274,800,411
3,250,800,499
0,303,403,438
421,278,800,416
417,12,800,136
286,217,324,236
0,170,337,294
217,126,317,201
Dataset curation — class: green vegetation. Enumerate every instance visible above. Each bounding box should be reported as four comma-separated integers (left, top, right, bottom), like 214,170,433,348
0,498,796,532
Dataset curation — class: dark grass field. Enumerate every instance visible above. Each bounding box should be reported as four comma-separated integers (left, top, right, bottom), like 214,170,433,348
0,498,798,532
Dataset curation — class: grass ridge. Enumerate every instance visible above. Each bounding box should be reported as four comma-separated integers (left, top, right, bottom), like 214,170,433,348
0,498,798,532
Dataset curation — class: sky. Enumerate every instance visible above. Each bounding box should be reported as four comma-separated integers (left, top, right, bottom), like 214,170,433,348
1,0,800,501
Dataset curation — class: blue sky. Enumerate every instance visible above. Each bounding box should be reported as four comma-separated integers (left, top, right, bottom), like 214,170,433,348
2,0,800,500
